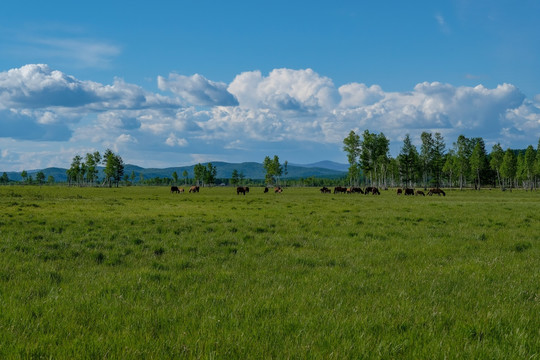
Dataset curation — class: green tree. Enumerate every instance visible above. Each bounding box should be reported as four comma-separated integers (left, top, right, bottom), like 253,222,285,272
343,130,361,185
454,135,472,190
85,151,101,185
172,171,179,185
193,163,206,186
231,169,240,186
398,134,419,187
420,132,435,189
204,163,217,185
490,143,505,190
47,175,55,185
103,149,124,187
67,155,82,186
432,132,446,187
263,155,282,185
524,145,536,190
182,170,188,185
130,170,136,184
500,148,517,190
21,170,28,184
469,139,488,190
36,171,45,185
0,172,8,184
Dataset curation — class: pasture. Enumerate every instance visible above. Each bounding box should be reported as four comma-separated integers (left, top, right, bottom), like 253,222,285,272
0,186,538,358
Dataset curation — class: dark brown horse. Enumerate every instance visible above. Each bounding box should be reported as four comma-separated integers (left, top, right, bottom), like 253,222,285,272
427,188,446,196
404,188,414,196
170,186,180,193
237,186,246,195
334,186,347,194
320,186,331,193
364,186,380,195
397,188,403,195
351,187,364,194
189,186,200,193
416,190,425,196
264,187,269,193
274,187,283,193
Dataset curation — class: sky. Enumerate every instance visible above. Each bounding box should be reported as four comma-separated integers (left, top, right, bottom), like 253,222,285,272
1,0,540,171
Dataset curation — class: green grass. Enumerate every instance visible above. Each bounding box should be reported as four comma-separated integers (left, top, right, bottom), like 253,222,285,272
0,186,538,358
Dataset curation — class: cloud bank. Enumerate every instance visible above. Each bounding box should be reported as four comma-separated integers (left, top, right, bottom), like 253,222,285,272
1,64,539,170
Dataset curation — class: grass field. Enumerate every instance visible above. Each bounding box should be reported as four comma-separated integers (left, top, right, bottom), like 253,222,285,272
0,185,538,359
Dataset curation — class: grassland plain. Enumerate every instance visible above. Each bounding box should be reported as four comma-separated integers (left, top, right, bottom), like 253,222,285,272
0,185,538,359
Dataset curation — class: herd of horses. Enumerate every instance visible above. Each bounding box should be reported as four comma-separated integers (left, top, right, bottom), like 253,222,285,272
170,185,445,196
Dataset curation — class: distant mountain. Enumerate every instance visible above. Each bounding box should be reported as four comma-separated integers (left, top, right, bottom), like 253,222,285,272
291,160,349,172
2,161,347,182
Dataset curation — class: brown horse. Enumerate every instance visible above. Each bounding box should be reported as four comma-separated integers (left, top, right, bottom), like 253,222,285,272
404,188,414,196
397,188,403,195
170,186,180,193
334,186,347,194
274,187,283,193
365,186,380,195
320,186,331,193
351,187,364,194
189,186,200,193
264,187,269,193
416,190,425,196
427,188,446,196
237,186,246,195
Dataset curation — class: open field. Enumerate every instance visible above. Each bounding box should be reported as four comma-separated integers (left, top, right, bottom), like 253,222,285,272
0,186,538,358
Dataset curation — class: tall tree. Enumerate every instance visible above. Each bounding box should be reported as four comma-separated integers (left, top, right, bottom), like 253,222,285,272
172,171,179,185
343,130,361,185
263,155,282,185
398,134,419,187
432,132,446,187
469,139,488,190
36,171,45,185
500,148,517,190
204,163,217,185
67,156,82,186
420,132,435,189
0,172,8,184
523,145,536,190
231,169,240,186
103,149,124,187
182,170,188,185
490,143,505,190
21,170,28,184
193,163,206,186
454,135,472,190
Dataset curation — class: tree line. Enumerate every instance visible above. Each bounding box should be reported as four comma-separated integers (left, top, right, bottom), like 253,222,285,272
343,130,540,190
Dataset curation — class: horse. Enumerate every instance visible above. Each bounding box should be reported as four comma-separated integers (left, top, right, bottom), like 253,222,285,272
404,188,414,196
274,187,283,193
333,186,347,194
189,186,200,193
397,188,403,195
237,186,246,195
264,187,269,193
427,188,446,196
416,190,425,196
244,186,250,193
351,187,364,194
365,186,380,195
320,186,331,193
170,186,180,193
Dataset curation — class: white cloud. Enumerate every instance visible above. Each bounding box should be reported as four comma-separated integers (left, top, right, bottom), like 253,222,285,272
158,73,238,106
1,64,539,170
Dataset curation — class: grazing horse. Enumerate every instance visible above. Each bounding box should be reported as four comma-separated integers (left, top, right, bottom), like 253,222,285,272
274,187,283,193
264,187,269,193
397,188,403,195
320,186,331,193
416,190,425,196
427,188,446,196
364,186,380,195
237,186,246,195
170,186,180,193
334,186,347,194
189,186,200,193
404,188,415,196
351,187,364,194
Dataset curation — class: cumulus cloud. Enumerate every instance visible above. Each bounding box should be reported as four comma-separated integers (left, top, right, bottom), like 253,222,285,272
1,64,539,170
158,73,238,106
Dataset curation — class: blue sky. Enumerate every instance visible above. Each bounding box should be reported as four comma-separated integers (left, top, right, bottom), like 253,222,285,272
1,0,540,171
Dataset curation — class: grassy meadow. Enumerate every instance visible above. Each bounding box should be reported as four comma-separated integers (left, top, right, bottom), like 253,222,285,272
0,185,538,359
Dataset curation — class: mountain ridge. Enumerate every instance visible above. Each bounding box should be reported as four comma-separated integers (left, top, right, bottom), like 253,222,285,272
2,161,348,182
